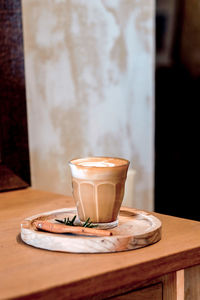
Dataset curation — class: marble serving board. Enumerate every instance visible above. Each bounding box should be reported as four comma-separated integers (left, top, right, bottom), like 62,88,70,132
21,207,162,253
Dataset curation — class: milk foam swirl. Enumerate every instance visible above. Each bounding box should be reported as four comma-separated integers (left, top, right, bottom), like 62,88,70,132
69,157,129,180
78,161,115,167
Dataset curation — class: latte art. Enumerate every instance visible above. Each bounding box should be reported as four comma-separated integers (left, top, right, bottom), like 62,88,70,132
71,157,128,168
77,161,115,167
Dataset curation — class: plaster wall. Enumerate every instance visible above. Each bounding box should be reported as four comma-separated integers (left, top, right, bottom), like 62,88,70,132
22,0,154,211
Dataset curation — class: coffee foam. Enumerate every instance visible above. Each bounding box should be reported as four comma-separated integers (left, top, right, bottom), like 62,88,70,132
71,157,128,167
69,157,129,180
69,164,90,180
78,161,115,167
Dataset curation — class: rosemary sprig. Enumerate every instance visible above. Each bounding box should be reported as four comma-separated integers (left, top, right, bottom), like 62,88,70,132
83,217,90,227
55,215,97,228
82,217,98,228
55,215,76,226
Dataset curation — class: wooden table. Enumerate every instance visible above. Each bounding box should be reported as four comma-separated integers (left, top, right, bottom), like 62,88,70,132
0,188,200,300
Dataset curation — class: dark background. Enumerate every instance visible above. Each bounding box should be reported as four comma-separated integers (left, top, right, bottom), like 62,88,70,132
155,0,199,220
0,0,31,192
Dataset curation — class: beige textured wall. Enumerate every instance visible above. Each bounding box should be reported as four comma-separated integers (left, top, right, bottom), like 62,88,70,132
22,0,154,211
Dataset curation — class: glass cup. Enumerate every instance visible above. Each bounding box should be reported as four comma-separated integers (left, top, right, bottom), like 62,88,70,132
69,156,130,228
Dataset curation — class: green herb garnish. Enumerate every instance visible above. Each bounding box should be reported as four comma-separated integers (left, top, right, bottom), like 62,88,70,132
55,215,97,228
82,217,97,228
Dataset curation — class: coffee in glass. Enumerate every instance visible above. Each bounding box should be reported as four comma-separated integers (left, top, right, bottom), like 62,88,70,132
69,156,129,228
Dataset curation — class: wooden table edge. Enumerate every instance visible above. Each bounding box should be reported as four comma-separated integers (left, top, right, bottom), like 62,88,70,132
10,246,200,300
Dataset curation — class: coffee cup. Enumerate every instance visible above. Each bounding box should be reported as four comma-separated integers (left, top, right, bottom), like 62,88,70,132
69,156,129,228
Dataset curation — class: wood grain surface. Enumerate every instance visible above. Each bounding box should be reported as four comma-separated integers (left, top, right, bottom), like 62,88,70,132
21,207,162,253
185,265,200,299
110,283,162,300
0,188,200,300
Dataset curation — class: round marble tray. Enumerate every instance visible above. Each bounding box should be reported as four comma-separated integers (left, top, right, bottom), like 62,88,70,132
21,207,162,253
